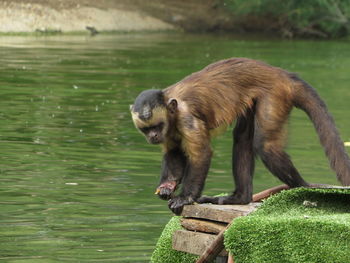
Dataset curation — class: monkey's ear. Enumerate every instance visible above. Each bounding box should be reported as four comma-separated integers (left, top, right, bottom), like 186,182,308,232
167,98,178,114
129,104,134,111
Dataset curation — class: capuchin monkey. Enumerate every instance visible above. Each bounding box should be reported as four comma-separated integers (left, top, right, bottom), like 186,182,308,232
130,58,350,215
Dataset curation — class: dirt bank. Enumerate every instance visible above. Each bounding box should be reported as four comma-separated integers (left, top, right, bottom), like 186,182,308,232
0,0,175,32
0,0,235,33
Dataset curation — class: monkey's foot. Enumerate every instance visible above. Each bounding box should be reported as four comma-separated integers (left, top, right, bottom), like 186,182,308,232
155,181,177,200
168,196,194,215
198,194,251,205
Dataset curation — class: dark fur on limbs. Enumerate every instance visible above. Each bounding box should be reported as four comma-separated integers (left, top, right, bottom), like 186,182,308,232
168,146,212,215
199,107,256,205
157,148,187,200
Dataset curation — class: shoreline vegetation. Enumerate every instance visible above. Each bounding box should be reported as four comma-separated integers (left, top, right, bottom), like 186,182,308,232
1,0,349,38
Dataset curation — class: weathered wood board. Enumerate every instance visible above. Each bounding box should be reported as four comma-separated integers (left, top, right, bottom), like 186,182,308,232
172,203,260,259
172,230,228,256
181,218,226,234
181,203,260,223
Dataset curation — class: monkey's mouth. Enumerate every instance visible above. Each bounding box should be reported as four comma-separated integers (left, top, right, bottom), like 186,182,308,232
149,138,163,144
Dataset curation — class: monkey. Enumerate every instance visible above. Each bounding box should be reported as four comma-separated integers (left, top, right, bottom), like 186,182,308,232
130,58,350,215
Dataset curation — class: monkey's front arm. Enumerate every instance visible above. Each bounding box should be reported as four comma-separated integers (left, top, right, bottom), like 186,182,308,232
155,148,187,200
168,145,212,215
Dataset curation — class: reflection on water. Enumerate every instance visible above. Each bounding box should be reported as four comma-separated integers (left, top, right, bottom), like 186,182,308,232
0,33,349,262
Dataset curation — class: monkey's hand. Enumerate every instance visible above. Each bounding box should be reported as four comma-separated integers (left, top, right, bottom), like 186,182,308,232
155,181,177,200
168,196,194,215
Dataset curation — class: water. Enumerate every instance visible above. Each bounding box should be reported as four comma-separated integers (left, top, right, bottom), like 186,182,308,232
0,33,349,262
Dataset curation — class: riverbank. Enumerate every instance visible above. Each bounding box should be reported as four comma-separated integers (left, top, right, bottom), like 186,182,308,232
0,1,175,33
1,1,348,38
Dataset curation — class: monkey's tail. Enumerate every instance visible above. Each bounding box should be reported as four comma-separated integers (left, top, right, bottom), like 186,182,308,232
292,75,350,186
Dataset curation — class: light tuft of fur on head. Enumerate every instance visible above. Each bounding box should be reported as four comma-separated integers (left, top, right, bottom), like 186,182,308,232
131,106,167,129
131,89,165,121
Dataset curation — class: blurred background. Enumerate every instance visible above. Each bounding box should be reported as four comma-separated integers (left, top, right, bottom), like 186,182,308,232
1,0,350,38
0,1,349,262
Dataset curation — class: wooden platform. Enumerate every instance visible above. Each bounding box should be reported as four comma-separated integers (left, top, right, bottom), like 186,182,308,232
172,203,260,262
171,185,292,262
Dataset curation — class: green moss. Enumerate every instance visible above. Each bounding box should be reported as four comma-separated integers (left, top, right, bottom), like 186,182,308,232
151,216,198,263
224,188,350,263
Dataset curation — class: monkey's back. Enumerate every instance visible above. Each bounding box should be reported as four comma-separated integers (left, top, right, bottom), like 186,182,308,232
164,58,294,129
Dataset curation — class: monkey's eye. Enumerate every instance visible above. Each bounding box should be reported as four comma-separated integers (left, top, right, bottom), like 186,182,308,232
139,122,164,134
140,127,151,134
157,122,164,130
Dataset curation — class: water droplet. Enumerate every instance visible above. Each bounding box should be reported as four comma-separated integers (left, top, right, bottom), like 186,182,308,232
65,182,78,186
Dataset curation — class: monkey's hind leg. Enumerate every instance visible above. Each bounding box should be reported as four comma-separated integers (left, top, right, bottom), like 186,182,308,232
254,96,309,188
198,108,256,205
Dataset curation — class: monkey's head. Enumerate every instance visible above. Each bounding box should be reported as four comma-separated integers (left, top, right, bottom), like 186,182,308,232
130,89,177,144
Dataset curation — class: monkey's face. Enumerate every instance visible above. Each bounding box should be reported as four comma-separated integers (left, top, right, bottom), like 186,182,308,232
130,89,176,145
139,120,166,144
131,106,169,145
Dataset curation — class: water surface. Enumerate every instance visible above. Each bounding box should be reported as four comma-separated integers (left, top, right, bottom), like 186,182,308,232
0,33,349,262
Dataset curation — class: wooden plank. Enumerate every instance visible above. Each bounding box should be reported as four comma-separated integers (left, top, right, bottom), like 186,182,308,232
172,230,228,256
181,203,259,223
253,185,289,202
196,221,233,263
216,256,229,263
181,218,227,234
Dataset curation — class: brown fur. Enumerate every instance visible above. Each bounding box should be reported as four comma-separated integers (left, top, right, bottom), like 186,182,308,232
165,59,291,127
163,58,294,163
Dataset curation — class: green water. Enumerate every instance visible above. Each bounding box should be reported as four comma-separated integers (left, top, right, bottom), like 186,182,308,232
0,33,349,262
